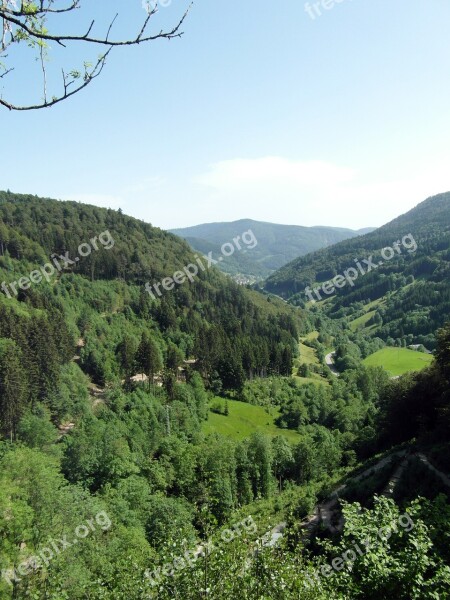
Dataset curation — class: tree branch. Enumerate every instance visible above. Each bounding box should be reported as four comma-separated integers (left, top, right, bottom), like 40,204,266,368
0,3,191,47
0,1,193,110
0,46,111,110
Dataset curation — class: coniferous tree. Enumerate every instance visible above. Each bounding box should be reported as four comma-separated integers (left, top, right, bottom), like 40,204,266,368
280,346,293,376
116,335,137,381
166,343,183,375
0,339,27,440
136,332,163,390
436,323,450,382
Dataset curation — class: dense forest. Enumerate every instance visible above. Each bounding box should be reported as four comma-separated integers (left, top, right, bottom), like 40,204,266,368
0,192,449,599
265,192,450,348
0,192,299,396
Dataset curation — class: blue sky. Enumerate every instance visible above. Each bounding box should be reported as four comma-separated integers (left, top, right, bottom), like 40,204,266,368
1,0,450,230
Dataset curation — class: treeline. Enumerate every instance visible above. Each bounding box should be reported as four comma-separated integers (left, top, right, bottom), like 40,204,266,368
70,275,297,391
266,192,450,295
0,277,296,437
0,191,193,282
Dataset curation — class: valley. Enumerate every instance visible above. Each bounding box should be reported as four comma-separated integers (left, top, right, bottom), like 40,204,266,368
2,3,450,597
0,191,448,599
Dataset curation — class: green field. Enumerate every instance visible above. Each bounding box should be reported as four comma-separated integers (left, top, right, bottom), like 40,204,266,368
294,337,328,385
348,298,385,333
363,347,433,376
349,310,376,332
293,375,328,387
303,331,319,341
298,341,319,365
202,398,301,443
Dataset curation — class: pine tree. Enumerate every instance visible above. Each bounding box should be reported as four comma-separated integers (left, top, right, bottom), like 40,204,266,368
280,346,293,376
163,370,176,400
116,335,137,381
136,332,163,390
0,339,27,441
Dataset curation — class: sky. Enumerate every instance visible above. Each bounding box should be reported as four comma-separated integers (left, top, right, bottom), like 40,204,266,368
1,0,450,230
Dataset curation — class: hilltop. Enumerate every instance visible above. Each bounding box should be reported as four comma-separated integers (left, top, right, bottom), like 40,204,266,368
171,218,374,280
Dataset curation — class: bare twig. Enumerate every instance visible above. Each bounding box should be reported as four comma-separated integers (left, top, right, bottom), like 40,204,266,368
40,43,47,104
0,47,111,110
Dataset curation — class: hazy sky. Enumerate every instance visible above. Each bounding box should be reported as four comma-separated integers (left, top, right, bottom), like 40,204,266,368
2,0,450,230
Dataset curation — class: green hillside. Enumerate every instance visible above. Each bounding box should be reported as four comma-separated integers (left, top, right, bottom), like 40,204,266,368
0,191,449,600
265,192,450,349
0,191,301,397
363,347,434,376
171,218,373,280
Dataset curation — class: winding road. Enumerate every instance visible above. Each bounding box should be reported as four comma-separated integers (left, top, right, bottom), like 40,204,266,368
325,351,340,377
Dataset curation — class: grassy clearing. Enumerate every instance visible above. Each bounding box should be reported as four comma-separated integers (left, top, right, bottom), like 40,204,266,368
294,338,328,385
349,310,376,332
363,347,433,376
303,331,319,341
364,297,385,311
298,342,319,365
348,297,386,332
297,334,320,368
202,398,301,443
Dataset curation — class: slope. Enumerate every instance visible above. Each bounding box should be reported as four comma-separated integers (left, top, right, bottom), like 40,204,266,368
171,218,374,280
265,192,450,348
0,191,301,409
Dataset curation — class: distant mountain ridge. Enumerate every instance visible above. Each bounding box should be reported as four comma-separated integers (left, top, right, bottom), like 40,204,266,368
170,219,374,280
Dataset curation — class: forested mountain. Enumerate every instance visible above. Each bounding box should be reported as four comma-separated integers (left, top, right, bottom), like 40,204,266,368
265,192,450,348
0,191,300,398
171,219,374,279
0,191,449,599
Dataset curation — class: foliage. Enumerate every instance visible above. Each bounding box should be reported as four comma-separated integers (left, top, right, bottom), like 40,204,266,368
0,193,449,598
